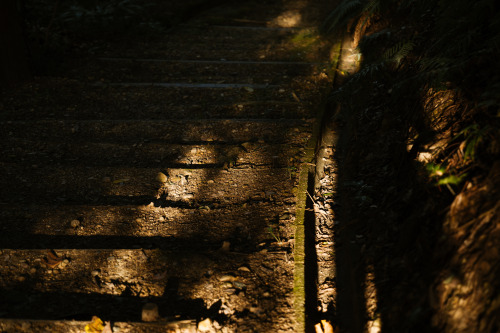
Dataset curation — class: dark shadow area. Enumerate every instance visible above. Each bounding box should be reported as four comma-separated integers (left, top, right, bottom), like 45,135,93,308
332,92,445,332
0,274,225,322
322,0,500,332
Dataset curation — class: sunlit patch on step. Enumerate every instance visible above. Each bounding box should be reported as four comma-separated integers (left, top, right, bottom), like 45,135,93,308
272,10,302,28
364,264,382,333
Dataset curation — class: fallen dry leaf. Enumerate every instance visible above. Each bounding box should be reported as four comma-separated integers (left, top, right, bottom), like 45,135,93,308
85,316,104,333
43,250,63,268
315,320,335,333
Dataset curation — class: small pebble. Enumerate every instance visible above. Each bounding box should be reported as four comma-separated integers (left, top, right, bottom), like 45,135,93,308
250,306,262,314
279,213,291,220
198,318,212,332
156,172,168,183
233,281,247,290
219,275,236,282
91,270,99,277
70,220,80,228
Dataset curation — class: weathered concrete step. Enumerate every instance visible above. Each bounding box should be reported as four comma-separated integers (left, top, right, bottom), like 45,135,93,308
185,0,334,28
0,78,327,121
0,164,296,204
0,119,312,144
95,26,329,61
0,319,196,333
0,139,305,168
0,249,293,322
164,24,300,42
98,38,329,62
65,58,324,85
95,25,330,61
0,202,294,249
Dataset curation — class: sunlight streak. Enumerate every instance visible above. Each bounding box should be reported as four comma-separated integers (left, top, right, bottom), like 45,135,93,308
272,10,302,28
364,264,382,333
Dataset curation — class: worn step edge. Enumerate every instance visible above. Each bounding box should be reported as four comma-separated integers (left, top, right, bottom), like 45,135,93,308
0,118,307,124
0,99,306,121
95,82,280,89
0,318,197,333
0,165,295,201
0,119,312,146
0,202,292,249
68,61,319,85
180,23,312,31
0,249,288,293
98,57,328,66
0,139,302,168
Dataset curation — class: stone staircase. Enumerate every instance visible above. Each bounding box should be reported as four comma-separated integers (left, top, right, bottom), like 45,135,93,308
0,0,336,331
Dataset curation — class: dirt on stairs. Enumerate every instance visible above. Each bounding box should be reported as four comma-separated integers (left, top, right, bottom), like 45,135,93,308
0,0,338,332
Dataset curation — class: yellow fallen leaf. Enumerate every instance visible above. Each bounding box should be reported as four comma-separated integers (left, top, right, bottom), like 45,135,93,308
85,316,104,333
315,320,335,333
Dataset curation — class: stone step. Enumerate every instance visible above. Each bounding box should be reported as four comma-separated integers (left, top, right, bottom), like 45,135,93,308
65,58,326,85
95,25,330,61
0,164,297,205
0,202,294,249
0,119,312,144
187,0,334,27
98,37,329,62
0,249,293,326
163,24,300,42
0,319,197,333
0,78,327,121
0,138,305,168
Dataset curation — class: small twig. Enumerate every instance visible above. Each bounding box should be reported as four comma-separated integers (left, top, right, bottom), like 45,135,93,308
306,190,318,206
